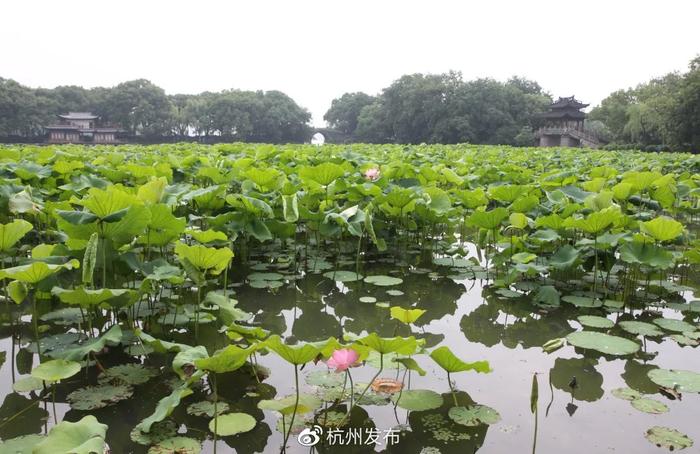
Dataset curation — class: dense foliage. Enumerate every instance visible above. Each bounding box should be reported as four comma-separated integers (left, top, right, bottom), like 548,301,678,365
591,56,700,152
0,79,311,142
0,143,699,452
328,73,551,145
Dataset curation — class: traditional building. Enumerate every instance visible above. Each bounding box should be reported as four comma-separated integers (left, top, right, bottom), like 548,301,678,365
536,97,599,148
45,112,119,144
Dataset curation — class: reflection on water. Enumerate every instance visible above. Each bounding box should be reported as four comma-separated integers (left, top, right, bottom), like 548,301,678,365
0,246,699,453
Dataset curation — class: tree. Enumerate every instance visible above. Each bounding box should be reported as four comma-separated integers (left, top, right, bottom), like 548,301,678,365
324,92,376,137
99,79,172,136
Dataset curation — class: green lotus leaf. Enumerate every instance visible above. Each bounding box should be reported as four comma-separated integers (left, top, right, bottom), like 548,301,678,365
0,259,80,284
186,228,227,244
0,434,45,453
468,207,508,230
130,419,177,446
141,204,187,246
511,252,537,264
258,394,322,415
78,186,140,218
429,346,491,374
631,398,669,414
489,184,529,203
187,401,230,418
619,241,674,269
323,270,363,282
640,216,685,242
645,426,693,451
566,331,640,356
55,210,99,225
148,436,202,454
32,415,107,454
31,359,81,382
136,177,168,204
577,315,614,329
391,389,442,411
208,412,256,437
299,162,346,187
173,346,209,379
305,370,345,387
448,404,501,426
98,364,159,385
7,280,27,304
67,384,133,410
194,345,255,374
136,384,194,433
357,333,418,355
12,376,47,393
561,295,603,308
0,219,32,252
174,242,233,276
264,335,329,365
53,325,122,361
532,285,560,307
51,286,138,308
386,289,404,296
548,245,580,270
392,357,427,376
653,318,696,333
359,296,377,303
136,330,190,354
619,321,665,337
390,307,426,324
647,369,700,393
364,275,403,286
611,387,642,401
572,208,617,234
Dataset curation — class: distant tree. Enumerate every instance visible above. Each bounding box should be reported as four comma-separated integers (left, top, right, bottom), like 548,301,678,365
0,78,49,136
100,79,172,136
169,94,194,136
324,92,376,136
673,56,700,151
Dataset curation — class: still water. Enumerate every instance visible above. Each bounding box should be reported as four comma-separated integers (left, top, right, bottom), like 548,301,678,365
0,246,698,453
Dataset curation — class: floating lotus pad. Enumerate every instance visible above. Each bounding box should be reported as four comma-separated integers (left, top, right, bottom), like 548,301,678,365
187,401,230,418
0,434,45,453
566,331,640,355
611,387,642,401
653,318,697,333
31,359,81,382
130,419,177,445
448,405,501,426
364,275,404,286
619,321,664,337
208,412,256,436
577,315,614,329
391,389,443,411
562,295,603,308
631,398,669,414
359,296,377,303
386,290,404,296
322,271,363,282
305,370,345,388
98,364,158,385
147,436,202,454
67,384,134,410
648,369,700,393
645,426,693,451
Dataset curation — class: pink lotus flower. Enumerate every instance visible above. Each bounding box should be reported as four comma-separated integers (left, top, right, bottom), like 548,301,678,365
364,168,380,181
326,348,360,372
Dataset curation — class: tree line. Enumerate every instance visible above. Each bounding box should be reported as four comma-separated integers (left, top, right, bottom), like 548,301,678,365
0,79,311,143
0,56,698,150
589,56,699,152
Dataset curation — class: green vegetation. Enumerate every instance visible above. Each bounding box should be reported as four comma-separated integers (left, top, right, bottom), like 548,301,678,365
0,143,698,452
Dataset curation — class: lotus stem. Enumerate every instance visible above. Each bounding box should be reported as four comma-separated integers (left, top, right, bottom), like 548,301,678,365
342,353,383,425
447,372,458,407
281,364,299,453
212,373,218,454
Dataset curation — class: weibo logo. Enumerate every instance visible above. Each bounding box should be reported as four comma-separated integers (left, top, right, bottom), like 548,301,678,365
297,425,323,447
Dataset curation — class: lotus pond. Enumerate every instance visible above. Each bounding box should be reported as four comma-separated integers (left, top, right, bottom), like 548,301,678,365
0,143,699,453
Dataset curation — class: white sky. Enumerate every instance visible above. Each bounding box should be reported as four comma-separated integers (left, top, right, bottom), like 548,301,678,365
2,0,698,126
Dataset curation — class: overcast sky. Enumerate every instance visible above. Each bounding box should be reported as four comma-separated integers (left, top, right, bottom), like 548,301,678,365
2,0,698,126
